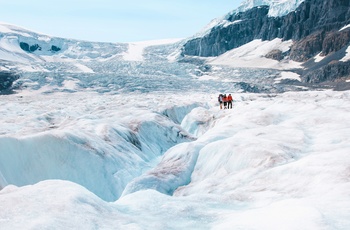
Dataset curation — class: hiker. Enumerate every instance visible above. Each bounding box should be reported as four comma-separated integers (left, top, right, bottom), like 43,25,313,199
227,94,233,109
218,94,223,109
223,94,228,109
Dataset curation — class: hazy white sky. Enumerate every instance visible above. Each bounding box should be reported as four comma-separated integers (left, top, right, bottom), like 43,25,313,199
0,0,242,43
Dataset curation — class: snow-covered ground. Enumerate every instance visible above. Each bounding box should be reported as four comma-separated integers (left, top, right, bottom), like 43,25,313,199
237,0,305,17
123,39,182,62
209,39,302,70
1,89,350,229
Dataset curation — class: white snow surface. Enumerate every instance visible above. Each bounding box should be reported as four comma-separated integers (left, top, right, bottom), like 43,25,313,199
237,0,305,17
1,89,350,229
339,25,350,62
209,39,302,70
274,71,301,83
340,24,350,31
341,45,350,62
314,52,326,63
123,39,182,61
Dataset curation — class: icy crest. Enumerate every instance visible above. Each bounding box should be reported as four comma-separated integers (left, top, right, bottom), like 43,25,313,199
236,0,305,17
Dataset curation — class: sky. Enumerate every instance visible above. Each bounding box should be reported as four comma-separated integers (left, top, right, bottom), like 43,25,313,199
0,0,242,43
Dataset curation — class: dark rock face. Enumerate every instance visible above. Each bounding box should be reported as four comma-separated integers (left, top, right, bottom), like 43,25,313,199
0,71,19,94
279,0,350,40
290,31,324,62
19,42,61,53
265,49,284,61
303,61,350,83
182,0,350,58
20,42,41,52
282,0,350,63
322,29,350,56
50,45,61,52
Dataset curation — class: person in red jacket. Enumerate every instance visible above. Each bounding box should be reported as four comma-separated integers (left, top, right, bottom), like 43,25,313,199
227,94,233,109
223,94,228,109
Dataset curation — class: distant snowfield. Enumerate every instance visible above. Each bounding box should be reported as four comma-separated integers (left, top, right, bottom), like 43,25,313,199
236,0,305,17
209,39,303,70
274,71,301,83
74,63,94,73
314,52,326,63
123,38,182,61
341,45,350,62
1,89,350,229
340,24,350,31
339,23,350,62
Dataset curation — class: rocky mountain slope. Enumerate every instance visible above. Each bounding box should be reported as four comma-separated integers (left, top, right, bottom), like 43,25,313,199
182,0,350,85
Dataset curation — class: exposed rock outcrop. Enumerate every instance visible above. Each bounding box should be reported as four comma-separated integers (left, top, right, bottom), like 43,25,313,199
322,30,350,56
265,49,284,61
19,42,61,53
50,45,61,52
0,71,19,94
303,61,350,83
20,42,41,52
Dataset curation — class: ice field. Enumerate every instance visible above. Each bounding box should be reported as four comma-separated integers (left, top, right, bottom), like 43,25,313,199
1,22,350,229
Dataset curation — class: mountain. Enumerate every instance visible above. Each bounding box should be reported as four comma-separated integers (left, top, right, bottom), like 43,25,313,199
182,0,350,87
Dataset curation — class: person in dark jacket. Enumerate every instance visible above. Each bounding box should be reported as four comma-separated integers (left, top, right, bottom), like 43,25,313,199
218,94,223,109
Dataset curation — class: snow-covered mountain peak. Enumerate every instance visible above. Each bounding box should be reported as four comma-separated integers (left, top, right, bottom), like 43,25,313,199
193,0,304,40
236,0,305,17
0,22,45,37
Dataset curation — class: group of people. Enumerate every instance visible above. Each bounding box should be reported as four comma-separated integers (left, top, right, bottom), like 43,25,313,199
218,93,233,109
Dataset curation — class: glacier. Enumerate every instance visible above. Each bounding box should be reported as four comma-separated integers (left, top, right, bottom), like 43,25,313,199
236,0,305,17
1,12,350,230
1,90,350,229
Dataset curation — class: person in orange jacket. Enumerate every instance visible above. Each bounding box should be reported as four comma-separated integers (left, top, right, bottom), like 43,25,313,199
223,94,228,109
227,94,233,109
